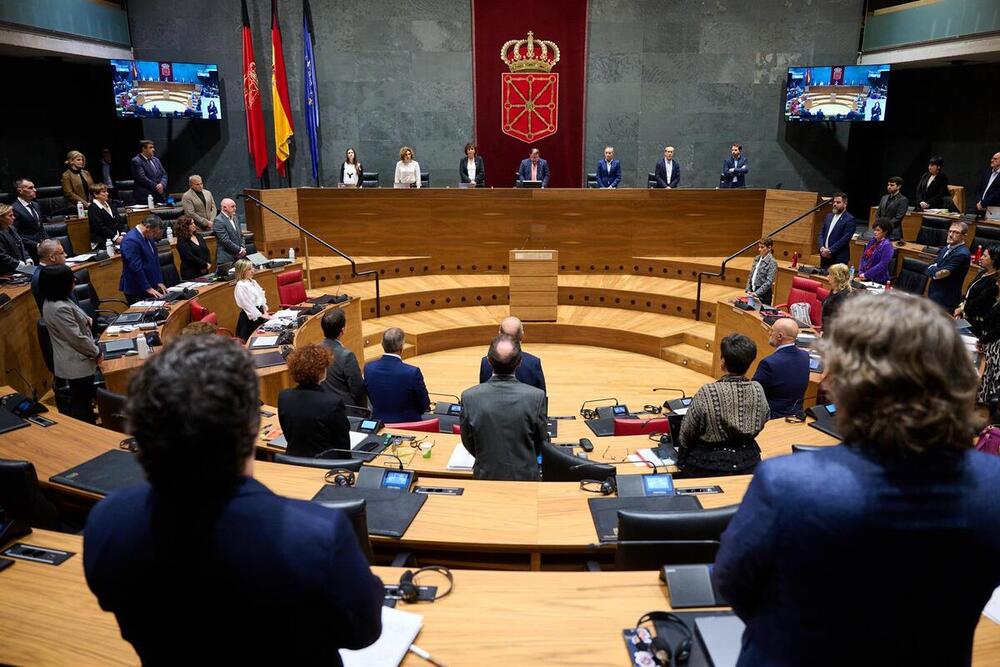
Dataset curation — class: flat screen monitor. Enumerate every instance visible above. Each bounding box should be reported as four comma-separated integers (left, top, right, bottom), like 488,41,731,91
111,60,221,119
784,64,890,122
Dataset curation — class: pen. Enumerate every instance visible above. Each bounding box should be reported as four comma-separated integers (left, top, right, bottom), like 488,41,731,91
409,644,446,667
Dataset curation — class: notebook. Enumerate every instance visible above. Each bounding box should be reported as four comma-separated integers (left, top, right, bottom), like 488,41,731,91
339,606,422,667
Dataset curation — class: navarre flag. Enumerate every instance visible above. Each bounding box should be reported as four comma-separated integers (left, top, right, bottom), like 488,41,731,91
241,0,268,178
303,0,321,184
271,0,295,177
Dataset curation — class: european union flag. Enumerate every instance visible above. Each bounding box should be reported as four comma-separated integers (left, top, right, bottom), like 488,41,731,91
303,0,320,185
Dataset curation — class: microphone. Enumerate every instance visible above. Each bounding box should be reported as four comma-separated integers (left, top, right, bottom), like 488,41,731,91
343,404,372,416
428,392,461,404
652,387,687,398
569,458,659,473
4,368,47,416
315,447,404,470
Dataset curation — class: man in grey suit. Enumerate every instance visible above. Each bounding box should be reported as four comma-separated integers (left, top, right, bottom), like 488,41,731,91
460,335,547,481
320,308,367,415
876,176,909,241
213,198,245,265
180,175,217,231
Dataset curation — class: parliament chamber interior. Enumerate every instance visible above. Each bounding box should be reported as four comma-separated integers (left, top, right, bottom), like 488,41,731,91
2,0,1000,665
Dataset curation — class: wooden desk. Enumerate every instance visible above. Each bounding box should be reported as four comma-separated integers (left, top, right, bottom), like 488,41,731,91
848,238,984,295
0,284,50,397
5,529,1000,666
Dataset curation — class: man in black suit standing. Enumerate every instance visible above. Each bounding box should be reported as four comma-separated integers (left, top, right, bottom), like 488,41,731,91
720,143,748,188
130,139,168,204
817,192,856,268
976,150,1000,219
875,176,908,240
654,146,681,189
12,178,49,261
926,221,972,312
320,308,368,416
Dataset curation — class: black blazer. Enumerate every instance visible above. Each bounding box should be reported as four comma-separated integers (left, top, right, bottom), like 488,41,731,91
459,156,486,185
87,201,127,249
915,172,950,209
176,235,212,280
653,158,680,188
12,200,48,242
277,383,352,458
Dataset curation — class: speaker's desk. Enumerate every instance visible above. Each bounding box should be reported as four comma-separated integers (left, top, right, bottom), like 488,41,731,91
5,529,1000,667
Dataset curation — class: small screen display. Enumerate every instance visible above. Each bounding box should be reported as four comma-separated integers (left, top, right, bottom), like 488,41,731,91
360,419,379,431
809,357,821,371
381,470,413,491
826,404,837,415
104,339,136,353
642,474,675,496
612,405,628,415
680,398,692,406
448,404,462,416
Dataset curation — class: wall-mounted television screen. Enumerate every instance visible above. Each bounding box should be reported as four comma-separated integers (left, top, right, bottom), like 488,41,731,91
784,64,890,122
111,60,221,120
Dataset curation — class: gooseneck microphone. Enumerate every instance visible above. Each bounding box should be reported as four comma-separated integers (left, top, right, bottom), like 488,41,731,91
315,447,404,470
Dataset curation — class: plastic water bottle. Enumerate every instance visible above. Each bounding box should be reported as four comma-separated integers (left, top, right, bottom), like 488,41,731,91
791,252,799,268
105,239,115,257
76,201,85,218
885,279,892,291
136,334,150,360
288,247,295,261
166,225,174,243
147,194,154,209
849,266,855,282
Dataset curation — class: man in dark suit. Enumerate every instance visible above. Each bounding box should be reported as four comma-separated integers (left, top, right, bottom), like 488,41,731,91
12,177,49,260
461,335,547,481
364,328,430,423
212,197,246,265
320,307,368,415
83,336,383,665
875,176,909,240
130,139,168,204
816,192,856,268
752,318,810,419
479,316,546,393
976,150,1000,217
118,215,167,303
720,143,749,188
595,146,622,188
926,221,972,311
518,147,550,187
30,239,76,309
653,145,680,188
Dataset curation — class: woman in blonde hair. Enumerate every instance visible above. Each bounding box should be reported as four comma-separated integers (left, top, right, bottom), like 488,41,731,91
821,263,853,327
393,146,421,188
60,150,95,208
233,258,271,341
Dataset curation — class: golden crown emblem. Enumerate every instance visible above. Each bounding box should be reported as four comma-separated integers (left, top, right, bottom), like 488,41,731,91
500,31,560,73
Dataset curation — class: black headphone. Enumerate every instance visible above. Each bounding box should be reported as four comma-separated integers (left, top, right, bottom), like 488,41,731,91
397,566,454,602
633,612,693,666
642,404,663,414
579,476,617,496
580,408,598,420
323,468,356,487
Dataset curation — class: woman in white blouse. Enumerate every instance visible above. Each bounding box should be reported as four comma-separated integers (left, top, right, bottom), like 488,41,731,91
458,142,485,187
394,146,421,188
339,147,363,188
233,258,271,341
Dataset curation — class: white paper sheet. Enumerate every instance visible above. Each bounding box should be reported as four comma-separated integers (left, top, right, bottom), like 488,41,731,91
339,606,423,667
984,585,1000,624
446,443,475,470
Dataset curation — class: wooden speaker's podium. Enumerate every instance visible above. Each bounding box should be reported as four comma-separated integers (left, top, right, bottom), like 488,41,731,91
509,250,558,321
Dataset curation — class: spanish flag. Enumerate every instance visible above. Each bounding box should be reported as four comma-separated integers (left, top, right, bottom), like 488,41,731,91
271,0,294,177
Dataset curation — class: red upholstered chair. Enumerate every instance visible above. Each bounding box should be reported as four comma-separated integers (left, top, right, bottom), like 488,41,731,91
452,423,462,434
613,418,670,436
189,298,210,322
277,270,307,308
385,418,440,433
814,287,830,329
776,276,824,328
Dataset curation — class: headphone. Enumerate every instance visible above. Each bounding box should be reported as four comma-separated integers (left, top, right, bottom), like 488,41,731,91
633,612,693,666
642,404,663,415
580,408,598,420
579,476,617,496
397,566,454,602
323,468,356,487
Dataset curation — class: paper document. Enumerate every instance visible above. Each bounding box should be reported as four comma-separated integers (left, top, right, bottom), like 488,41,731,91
694,616,745,667
104,325,135,334
349,431,369,448
984,585,1000,624
131,300,165,307
168,282,200,291
272,309,300,319
339,606,423,667
627,448,674,468
66,253,96,263
447,444,476,470
250,335,280,348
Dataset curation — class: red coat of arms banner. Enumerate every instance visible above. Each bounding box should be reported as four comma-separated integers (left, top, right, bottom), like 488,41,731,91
500,32,560,143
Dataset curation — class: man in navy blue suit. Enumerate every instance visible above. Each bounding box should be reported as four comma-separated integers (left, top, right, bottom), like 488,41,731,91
816,192,856,268
84,335,383,665
518,147,550,188
130,139,168,204
364,327,431,423
595,146,621,188
714,292,1000,666
975,150,1000,216
926,220,972,311
720,143,749,188
752,318,809,418
653,146,680,188
479,316,546,393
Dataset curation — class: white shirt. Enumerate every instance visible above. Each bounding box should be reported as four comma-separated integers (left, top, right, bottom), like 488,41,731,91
775,342,797,352
234,278,267,321
395,160,421,187
17,197,36,219
664,159,673,183
824,213,842,248
927,174,936,187
342,164,359,186
466,159,477,183
987,169,1000,196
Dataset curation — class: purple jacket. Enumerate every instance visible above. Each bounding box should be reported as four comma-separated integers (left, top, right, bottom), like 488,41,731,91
858,238,893,283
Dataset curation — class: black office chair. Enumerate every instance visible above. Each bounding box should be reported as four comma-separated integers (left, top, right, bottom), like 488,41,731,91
35,186,69,217
420,172,430,188
894,257,930,295
972,224,1000,253
273,454,365,471
361,171,380,188
117,189,136,206
73,268,128,335
914,216,951,248
647,173,658,189
313,497,374,563
158,251,180,288
586,173,598,188
95,388,128,433
155,206,184,221
43,222,75,256
791,444,830,454
35,320,73,415
243,232,257,256
0,459,61,530
540,441,616,482
613,505,739,570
